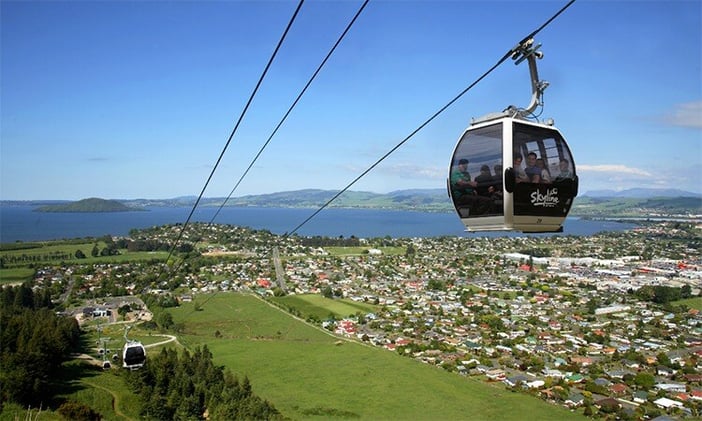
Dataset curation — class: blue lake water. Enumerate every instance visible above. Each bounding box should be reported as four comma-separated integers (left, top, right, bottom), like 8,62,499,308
0,205,637,242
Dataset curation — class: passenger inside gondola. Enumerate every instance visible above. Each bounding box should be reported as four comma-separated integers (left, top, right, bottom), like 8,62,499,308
555,158,574,181
524,152,541,182
513,153,529,183
536,158,551,183
475,165,494,197
450,158,491,215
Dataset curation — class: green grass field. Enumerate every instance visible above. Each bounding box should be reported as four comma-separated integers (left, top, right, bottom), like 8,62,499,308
0,240,169,268
673,296,702,311
271,294,378,320
170,292,585,421
0,267,35,284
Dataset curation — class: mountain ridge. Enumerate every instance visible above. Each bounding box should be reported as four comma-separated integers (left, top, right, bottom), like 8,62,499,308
3,188,700,216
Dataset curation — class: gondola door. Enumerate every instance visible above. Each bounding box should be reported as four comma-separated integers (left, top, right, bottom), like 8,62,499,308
506,119,578,232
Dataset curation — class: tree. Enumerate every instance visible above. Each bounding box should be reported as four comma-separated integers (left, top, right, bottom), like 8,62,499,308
405,243,416,256
117,304,131,320
75,249,86,259
91,244,99,257
656,352,672,368
157,311,175,330
633,372,655,390
681,284,692,299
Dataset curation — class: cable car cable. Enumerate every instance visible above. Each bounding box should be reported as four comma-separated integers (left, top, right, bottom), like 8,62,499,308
284,0,577,237
167,0,366,285
208,0,370,226
156,0,305,276
155,1,366,329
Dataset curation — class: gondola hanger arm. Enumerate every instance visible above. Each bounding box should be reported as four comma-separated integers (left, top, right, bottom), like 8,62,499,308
507,38,550,120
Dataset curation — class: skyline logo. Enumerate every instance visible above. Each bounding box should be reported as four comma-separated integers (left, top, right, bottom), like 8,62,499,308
531,188,559,207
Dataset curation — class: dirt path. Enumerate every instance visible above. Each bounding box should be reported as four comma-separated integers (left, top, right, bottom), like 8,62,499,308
144,334,177,348
82,379,133,421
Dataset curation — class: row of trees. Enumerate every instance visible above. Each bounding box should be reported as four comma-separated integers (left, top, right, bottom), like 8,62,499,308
635,284,693,304
124,346,283,420
0,283,81,407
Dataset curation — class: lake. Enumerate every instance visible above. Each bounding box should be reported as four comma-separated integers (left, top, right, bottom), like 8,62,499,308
0,205,637,242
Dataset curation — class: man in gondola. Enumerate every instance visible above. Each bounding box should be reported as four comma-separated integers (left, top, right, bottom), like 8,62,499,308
450,159,491,215
524,152,542,183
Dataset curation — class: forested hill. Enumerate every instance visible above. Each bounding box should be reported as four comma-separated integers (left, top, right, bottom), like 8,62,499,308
35,198,143,212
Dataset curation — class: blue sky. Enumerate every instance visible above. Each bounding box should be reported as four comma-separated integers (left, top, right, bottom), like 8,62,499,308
2,0,700,200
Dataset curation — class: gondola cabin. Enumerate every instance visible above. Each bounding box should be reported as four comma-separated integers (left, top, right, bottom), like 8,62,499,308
122,340,146,370
448,114,578,233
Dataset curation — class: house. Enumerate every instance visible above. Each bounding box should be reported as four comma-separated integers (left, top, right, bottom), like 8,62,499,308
553,357,567,367
504,374,529,388
621,359,640,369
485,368,505,381
595,397,621,412
570,356,593,366
565,393,585,407
526,379,545,389
542,368,565,379
594,377,612,387
610,383,628,395
606,369,632,379
656,365,675,377
566,373,584,383
655,383,687,393
632,390,649,404
653,397,683,410
92,307,108,317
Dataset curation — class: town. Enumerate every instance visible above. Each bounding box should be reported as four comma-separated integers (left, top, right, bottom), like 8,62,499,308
28,220,702,419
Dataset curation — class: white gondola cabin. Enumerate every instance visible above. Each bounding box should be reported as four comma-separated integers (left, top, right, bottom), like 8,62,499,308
448,114,577,233
122,340,146,370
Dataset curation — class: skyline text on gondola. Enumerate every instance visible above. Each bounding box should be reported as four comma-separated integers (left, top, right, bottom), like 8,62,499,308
531,188,559,207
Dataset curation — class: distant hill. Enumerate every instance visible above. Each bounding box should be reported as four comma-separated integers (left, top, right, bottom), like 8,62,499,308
582,188,701,198
211,189,452,211
35,198,143,213
5,187,700,217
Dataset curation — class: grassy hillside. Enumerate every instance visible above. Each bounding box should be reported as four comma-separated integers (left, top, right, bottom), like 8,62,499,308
170,293,585,421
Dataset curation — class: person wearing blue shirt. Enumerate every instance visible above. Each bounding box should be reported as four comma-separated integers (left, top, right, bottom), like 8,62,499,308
524,152,542,183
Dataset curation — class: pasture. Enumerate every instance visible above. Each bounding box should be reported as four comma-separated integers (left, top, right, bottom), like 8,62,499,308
0,239,168,269
674,296,702,311
170,292,585,421
271,294,378,320
0,267,35,284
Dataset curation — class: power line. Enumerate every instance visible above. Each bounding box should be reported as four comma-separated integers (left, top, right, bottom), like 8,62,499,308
208,0,370,225
158,0,305,276
285,0,577,237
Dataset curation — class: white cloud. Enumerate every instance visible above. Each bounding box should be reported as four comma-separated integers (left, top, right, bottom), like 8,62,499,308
379,163,446,179
577,164,652,177
662,101,702,129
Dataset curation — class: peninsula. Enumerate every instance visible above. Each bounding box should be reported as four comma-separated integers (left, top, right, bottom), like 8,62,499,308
35,198,143,213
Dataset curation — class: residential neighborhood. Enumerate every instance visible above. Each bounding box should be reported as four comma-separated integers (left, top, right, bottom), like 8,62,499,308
30,220,702,419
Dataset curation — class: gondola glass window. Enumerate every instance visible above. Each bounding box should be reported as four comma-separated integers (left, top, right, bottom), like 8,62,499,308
450,122,504,219
511,121,577,226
